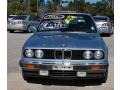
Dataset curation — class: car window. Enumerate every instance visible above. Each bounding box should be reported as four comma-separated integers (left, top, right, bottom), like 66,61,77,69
8,16,15,18
29,16,38,21
93,17,108,21
12,16,27,20
67,16,96,32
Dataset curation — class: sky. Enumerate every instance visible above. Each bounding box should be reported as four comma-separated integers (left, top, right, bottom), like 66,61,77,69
85,0,101,3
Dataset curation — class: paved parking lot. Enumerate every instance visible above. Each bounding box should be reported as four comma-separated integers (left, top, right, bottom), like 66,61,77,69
7,32,114,90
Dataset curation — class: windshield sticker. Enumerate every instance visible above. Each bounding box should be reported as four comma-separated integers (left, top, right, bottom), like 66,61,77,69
44,14,65,19
39,20,67,31
64,15,77,24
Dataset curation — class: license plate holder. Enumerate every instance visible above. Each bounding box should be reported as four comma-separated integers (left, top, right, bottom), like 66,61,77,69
77,72,86,77
53,64,73,70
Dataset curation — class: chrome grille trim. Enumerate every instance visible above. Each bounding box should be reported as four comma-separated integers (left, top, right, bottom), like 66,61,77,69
54,49,72,60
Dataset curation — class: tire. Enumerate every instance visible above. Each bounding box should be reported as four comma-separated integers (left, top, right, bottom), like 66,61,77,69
98,71,108,83
101,77,107,83
27,25,32,33
22,75,32,81
22,70,38,83
22,71,32,82
108,33,111,37
9,30,14,33
27,29,32,33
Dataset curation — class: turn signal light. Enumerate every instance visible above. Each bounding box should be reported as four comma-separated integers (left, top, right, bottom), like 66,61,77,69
90,66,102,71
25,64,36,69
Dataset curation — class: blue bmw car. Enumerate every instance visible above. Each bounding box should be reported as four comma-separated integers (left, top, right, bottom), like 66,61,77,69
19,13,108,84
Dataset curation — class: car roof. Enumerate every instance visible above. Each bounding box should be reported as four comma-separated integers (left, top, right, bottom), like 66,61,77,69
9,15,17,16
93,16,109,18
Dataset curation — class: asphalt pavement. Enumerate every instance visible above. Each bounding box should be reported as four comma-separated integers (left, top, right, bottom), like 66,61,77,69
7,32,114,90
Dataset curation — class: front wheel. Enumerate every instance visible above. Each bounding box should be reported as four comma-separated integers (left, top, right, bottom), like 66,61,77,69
9,30,14,33
22,70,38,83
22,70,33,82
98,71,108,83
27,25,32,33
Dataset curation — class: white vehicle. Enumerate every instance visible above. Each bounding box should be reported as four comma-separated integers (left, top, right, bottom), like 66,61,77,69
93,16,113,36
7,15,40,33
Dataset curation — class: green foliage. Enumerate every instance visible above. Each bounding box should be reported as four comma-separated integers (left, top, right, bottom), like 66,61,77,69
46,1,54,13
93,1,114,18
8,0,41,16
8,0,114,18
52,0,61,11
7,0,25,15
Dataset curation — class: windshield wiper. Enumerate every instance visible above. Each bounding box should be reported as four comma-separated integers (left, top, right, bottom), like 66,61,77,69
61,28,96,33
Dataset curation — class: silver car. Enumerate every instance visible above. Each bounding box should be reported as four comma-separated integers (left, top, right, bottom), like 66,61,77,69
93,16,113,36
7,15,40,33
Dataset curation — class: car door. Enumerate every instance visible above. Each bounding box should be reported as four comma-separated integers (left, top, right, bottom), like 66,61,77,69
28,16,40,26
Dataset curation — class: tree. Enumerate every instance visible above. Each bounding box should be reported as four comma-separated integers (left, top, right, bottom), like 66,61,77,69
52,0,61,12
8,0,41,16
46,1,54,13
94,1,114,19
68,1,75,11
7,0,26,15
75,0,85,12
84,2,94,14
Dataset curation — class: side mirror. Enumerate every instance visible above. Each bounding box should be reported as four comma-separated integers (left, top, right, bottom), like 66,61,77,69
28,25,37,33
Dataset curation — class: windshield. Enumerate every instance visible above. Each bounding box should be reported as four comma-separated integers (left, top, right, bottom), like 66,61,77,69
12,16,27,20
94,17,108,21
38,14,97,33
8,16,16,18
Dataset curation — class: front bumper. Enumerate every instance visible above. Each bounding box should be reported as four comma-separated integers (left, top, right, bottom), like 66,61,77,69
20,59,108,80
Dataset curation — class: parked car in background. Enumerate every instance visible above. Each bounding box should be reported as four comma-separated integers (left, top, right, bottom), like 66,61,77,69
93,16,113,36
19,13,109,84
7,15,40,33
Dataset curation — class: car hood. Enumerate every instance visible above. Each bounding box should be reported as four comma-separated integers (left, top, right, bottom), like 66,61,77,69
23,32,106,49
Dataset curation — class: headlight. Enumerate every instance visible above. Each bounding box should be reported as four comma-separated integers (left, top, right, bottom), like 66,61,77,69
83,50,93,59
35,50,44,58
24,49,34,58
94,50,103,59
